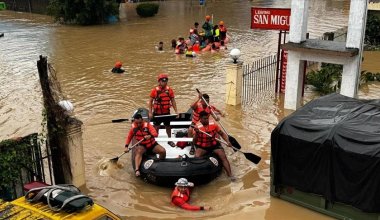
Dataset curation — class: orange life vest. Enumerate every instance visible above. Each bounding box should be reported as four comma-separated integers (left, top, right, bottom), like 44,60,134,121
132,122,156,148
153,86,171,115
194,121,218,147
171,187,190,202
192,102,212,124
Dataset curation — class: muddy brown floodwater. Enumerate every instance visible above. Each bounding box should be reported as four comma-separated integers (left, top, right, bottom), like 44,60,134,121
1,0,379,219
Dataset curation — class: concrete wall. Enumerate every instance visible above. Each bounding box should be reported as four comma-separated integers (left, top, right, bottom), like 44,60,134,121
368,2,380,11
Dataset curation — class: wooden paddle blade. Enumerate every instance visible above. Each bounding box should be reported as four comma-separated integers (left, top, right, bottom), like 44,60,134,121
244,152,261,164
109,157,119,163
112,118,129,123
228,135,241,151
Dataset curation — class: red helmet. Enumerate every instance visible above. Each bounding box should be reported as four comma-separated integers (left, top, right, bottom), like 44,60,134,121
157,73,169,82
205,15,211,21
115,61,122,68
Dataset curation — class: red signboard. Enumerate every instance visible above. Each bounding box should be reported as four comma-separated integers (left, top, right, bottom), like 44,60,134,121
251,7,291,31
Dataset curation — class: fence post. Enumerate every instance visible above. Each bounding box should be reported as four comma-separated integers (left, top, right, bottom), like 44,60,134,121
37,56,67,184
225,62,243,106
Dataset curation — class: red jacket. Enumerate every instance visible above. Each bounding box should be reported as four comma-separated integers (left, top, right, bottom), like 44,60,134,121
171,187,203,211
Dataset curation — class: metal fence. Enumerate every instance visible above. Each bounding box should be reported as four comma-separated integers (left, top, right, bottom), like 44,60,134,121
242,54,278,105
241,27,348,105
0,133,54,201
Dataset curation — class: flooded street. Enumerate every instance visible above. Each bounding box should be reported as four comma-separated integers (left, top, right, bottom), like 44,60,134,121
1,0,379,219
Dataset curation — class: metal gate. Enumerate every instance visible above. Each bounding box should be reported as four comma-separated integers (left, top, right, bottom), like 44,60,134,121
0,133,54,200
242,54,278,105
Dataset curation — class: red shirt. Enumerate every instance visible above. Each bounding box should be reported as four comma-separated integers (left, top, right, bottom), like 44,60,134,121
171,187,203,211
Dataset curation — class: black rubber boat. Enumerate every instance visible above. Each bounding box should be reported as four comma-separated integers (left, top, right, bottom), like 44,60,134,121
130,108,222,187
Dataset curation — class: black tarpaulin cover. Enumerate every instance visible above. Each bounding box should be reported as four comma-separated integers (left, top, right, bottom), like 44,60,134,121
271,93,380,212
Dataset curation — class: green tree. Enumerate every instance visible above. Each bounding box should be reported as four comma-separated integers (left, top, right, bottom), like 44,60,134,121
306,64,342,95
0,137,34,200
365,13,380,46
136,3,159,17
47,0,119,25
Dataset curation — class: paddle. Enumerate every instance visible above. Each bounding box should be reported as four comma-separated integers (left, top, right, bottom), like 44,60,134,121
191,125,261,164
112,114,178,123
196,88,241,151
112,118,129,123
110,139,144,163
154,114,178,118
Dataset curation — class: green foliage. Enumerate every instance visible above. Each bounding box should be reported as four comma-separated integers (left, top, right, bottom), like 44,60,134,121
365,13,380,47
306,64,342,95
47,0,119,25
307,63,380,95
0,137,34,191
136,3,159,17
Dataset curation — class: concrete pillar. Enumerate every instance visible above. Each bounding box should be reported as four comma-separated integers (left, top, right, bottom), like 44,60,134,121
289,0,309,43
284,51,305,109
285,0,309,110
341,0,368,98
225,62,243,106
66,119,86,187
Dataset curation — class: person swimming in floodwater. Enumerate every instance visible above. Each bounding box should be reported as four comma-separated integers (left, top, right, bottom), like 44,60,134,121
171,39,177,49
111,61,125,73
156,41,164,51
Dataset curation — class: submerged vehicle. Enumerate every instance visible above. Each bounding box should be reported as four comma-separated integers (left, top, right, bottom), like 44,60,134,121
0,182,121,219
130,108,223,187
271,93,380,220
